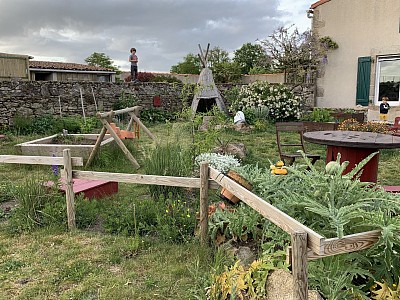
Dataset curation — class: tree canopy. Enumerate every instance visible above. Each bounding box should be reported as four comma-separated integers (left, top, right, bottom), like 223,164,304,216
84,52,120,73
170,53,201,74
233,43,271,74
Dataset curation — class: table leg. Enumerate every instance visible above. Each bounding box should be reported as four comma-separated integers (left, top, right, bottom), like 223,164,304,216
326,146,379,183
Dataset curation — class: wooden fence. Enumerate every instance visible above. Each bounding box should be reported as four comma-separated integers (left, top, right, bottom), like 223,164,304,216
0,150,382,300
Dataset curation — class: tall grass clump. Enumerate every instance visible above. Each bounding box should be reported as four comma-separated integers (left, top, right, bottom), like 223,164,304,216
144,141,192,200
7,176,64,233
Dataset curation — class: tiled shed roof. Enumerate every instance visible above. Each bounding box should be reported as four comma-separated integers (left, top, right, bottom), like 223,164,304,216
311,0,331,9
29,61,115,72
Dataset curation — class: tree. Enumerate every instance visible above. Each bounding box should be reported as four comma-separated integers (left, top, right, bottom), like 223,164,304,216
258,26,334,81
212,61,242,83
207,46,230,68
233,43,271,74
170,54,201,74
84,52,120,73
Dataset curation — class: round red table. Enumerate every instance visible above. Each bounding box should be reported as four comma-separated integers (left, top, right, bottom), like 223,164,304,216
303,130,400,183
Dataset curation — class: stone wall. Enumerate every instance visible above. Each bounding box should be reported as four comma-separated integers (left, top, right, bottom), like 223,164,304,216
0,81,187,126
0,81,315,126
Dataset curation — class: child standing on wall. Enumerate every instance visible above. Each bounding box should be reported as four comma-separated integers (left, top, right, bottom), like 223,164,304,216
379,96,390,121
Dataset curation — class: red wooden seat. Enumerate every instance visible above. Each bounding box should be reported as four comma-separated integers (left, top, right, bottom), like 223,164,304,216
389,116,400,132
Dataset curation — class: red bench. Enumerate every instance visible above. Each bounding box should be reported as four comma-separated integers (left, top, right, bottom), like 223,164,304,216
383,186,400,193
45,179,118,199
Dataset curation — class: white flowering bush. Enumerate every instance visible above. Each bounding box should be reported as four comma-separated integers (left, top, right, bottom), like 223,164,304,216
195,153,240,174
231,81,303,121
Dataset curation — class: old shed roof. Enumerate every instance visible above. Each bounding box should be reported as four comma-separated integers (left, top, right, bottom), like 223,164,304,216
29,61,115,73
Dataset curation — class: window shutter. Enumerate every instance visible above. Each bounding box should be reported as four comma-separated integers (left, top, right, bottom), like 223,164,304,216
356,56,372,106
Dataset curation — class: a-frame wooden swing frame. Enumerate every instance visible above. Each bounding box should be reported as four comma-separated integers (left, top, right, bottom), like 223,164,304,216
85,106,156,169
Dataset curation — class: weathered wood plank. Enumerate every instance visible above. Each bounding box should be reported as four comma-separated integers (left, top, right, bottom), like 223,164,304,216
209,167,324,254
62,149,76,230
199,162,209,246
292,232,308,300
97,106,141,118
100,119,140,169
0,155,83,166
129,113,156,140
321,229,381,256
85,127,107,168
73,170,218,189
287,229,382,261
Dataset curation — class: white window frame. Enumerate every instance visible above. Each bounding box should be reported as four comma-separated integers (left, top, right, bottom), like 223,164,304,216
374,56,400,106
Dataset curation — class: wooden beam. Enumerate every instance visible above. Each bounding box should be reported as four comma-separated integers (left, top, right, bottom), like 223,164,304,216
62,149,76,230
97,106,141,118
85,126,107,168
286,229,382,262
0,155,83,166
73,170,219,189
129,113,156,140
292,231,308,300
199,162,209,246
321,229,381,257
209,167,324,254
100,119,140,169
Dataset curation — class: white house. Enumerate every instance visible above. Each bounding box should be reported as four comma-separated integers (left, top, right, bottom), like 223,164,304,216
310,0,400,114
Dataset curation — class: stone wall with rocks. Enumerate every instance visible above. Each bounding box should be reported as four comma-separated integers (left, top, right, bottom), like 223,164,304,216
0,81,315,126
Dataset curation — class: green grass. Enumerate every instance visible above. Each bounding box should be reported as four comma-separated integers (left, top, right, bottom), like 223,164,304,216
0,227,213,300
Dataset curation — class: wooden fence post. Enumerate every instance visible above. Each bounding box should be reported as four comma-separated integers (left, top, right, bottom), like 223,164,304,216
63,149,76,230
292,231,308,300
199,162,209,246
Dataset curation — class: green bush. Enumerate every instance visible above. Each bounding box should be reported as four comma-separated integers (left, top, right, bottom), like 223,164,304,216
301,108,334,122
112,92,138,111
140,108,174,123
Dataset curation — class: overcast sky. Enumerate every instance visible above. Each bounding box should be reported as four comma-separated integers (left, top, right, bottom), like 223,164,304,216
0,0,313,73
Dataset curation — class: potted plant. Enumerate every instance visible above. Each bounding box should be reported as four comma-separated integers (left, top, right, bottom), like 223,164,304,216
195,153,251,204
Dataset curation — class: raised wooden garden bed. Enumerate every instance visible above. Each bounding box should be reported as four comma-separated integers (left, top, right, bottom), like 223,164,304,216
16,134,114,159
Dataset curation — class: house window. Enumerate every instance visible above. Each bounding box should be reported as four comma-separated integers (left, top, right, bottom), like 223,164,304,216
375,56,400,106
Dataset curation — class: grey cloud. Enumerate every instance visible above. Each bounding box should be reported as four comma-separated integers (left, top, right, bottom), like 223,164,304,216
0,0,309,72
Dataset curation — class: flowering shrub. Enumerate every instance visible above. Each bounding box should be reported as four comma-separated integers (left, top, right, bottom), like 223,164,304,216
338,119,389,134
195,153,240,174
230,81,303,122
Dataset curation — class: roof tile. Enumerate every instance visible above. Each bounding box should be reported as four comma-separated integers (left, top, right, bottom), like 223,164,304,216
311,0,331,9
29,60,114,72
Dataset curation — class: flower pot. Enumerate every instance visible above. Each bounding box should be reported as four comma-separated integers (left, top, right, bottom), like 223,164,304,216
220,170,252,204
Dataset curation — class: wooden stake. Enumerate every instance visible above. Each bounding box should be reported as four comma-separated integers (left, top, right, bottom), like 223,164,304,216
292,231,308,300
130,113,156,140
85,126,107,168
63,149,76,230
100,119,140,169
199,162,209,246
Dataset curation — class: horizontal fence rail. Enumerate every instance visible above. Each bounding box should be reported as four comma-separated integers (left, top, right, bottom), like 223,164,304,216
0,155,83,166
73,170,219,189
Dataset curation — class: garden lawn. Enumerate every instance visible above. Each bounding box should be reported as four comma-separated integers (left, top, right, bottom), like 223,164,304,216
0,226,211,300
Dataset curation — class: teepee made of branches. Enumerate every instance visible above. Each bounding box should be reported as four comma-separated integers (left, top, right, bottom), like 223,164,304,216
191,43,227,115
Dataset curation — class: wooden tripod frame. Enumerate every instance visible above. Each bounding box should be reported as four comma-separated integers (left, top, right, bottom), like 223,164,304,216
85,106,156,169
